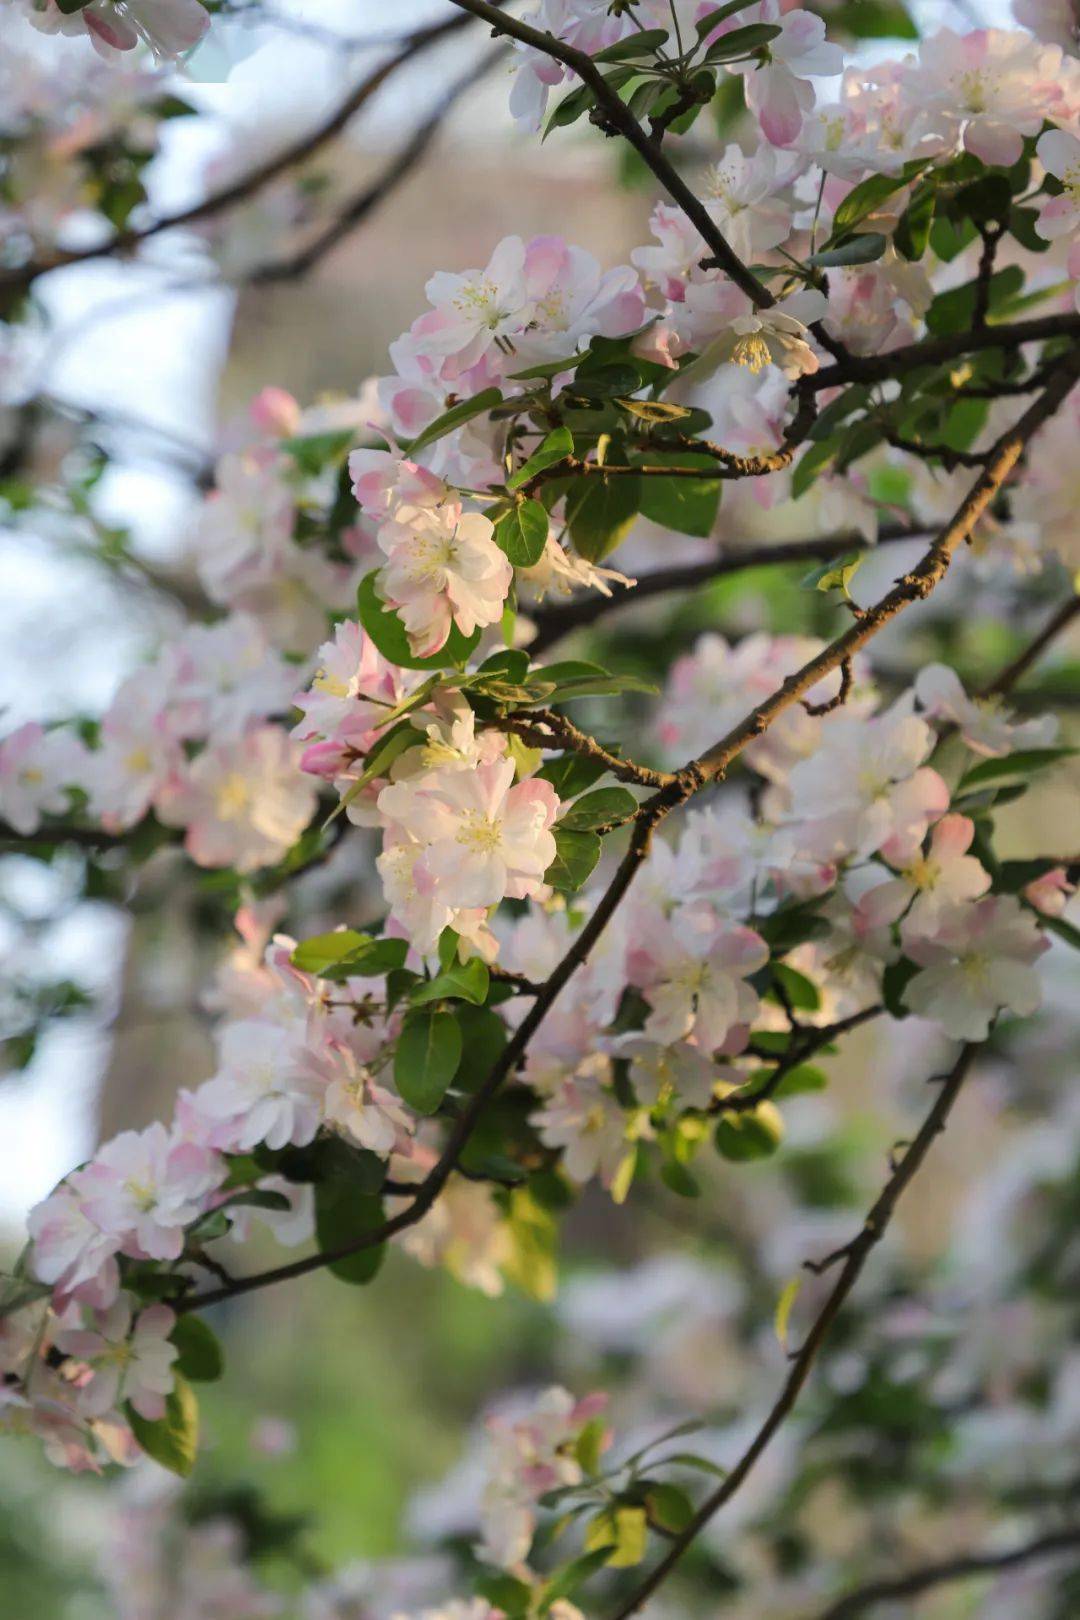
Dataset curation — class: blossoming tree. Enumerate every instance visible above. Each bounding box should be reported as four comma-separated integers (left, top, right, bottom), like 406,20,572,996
2,0,1080,1616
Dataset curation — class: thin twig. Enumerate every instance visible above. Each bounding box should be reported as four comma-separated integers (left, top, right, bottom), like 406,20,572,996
608,1045,976,1619
980,594,1080,698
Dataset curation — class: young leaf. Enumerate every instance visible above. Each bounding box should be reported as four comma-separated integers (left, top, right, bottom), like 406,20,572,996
558,786,639,831
394,1008,462,1113
591,27,670,61
493,499,550,567
507,426,574,490
637,452,722,538
808,232,887,268
410,958,491,1007
170,1316,224,1383
546,827,602,892
313,1180,386,1286
704,21,781,59
403,387,503,455
774,1275,801,1350
127,1376,199,1477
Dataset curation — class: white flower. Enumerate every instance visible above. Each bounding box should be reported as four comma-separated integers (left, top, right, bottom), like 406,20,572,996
531,1067,628,1187
54,1296,177,1421
0,722,82,835
901,27,1067,167
629,905,769,1054
858,814,992,944
194,1018,325,1152
784,699,949,864
156,724,317,872
614,1036,719,1110
903,895,1049,1039
376,506,513,658
915,664,1058,757
319,1043,414,1158
73,1123,223,1263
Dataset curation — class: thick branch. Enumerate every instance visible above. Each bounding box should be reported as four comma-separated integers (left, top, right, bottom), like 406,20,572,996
608,1044,977,1619
0,14,476,295
812,1521,1080,1620
528,524,925,654
806,314,1080,393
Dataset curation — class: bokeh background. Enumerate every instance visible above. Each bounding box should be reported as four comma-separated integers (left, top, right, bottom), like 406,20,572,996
3,2,1079,1616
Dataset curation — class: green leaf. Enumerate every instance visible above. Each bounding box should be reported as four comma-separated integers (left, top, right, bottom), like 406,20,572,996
771,962,821,1013
127,1376,199,1477
957,747,1075,793
829,0,917,37
503,1186,558,1303
808,232,887,268
803,551,863,601
313,1180,386,1286
637,452,722,538
539,1547,611,1610
507,426,574,490
832,167,923,236
170,1316,224,1383
618,399,693,423
644,1481,695,1534
696,0,753,32
280,429,355,476
575,1414,608,1476
771,1063,828,1099
474,1572,532,1617
410,958,490,1007
538,752,610,797
659,1157,701,1198
704,21,781,59
925,265,1023,336
558,786,638,831
564,473,640,562
592,27,670,60
1044,914,1080,952
546,827,602,892
588,1504,648,1567
494,499,550,567
0,1272,52,1319
291,930,408,980
403,387,503,455
895,183,936,260
394,1008,462,1114
774,1275,801,1349
357,571,480,671
571,363,643,400
715,1102,784,1161
544,81,597,137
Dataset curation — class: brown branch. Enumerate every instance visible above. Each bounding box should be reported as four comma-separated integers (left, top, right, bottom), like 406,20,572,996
491,709,673,789
245,45,507,286
0,13,478,296
528,524,926,654
446,0,773,310
608,1044,977,1620
717,1006,882,1115
980,594,1080,699
691,356,1080,786
806,314,1080,393
811,1521,1080,1620
879,427,989,471
972,223,1005,331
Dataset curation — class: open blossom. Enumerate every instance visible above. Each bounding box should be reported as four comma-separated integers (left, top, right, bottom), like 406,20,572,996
514,236,646,365
379,758,558,914
318,1042,413,1157
507,2,631,130
54,1296,177,1421
292,618,416,772
0,721,81,834
398,1173,511,1299
376,505,513,658
614,1035,719,1111
69,1122,223,1264
858,815,992,943
629,905,768,1054
26,1185,122,1308
903,895,1049,1038
401,235,531,380
784,701,949,864
721,2,844,147
531,1065,628,1189
84,672,181,833
902,28,1067,167
156,724,317,872
914,664,1058,757
194,1018,325,1152
478,1386,608,1568
27,0,209,59
160,612,299,740
677,282,827,378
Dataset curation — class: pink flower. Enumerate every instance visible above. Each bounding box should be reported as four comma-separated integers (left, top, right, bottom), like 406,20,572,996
30,0,209,60
73,1122,223,1263
1023,866,1075,918
629,904,768,1054
318,1042,414,1157
193,1018,325,1152
1035,127,1080,244
292,619,417,762
54,1296,177,1422
915,663,1058,757
156,724,317,872
375,506,513,658
858,814,992,944
26,1186,121,1308
722,2,844,147
902,28,1066,167
904,895,1049,1039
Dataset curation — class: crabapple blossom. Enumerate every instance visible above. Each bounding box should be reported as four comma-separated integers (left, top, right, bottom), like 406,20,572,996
0,720,81,834
477,1385,608,1568
721,2,844,148
506,1,631,131
318,1041,414,1158
530,1063,629,1189
914,664,1058,756
67,1122,223,1264
615,1035,720,1111
397,1171,511,1298
375,505,513,658
292,618,417,774
676,283,827,377
378,758,558,915
903,895,1049,1038
902,28,1068,167
53,1296,177,1421
1023,866,1076,918
84,673,182,832
859,814,992,944
26,0,209,60
193,1018,326,1153
1035,128,1080,243
783,700,949,864
156,724,317,872
25,1185,122,1309
629,906,769,1054
514,236,646,364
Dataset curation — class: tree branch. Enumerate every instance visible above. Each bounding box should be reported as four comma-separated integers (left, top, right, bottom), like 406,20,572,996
806,314,1080,393
811,1520,1080,1620
980,593,1080,699
446,0,773,309
0,13,479,296
608,1044,977,1619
